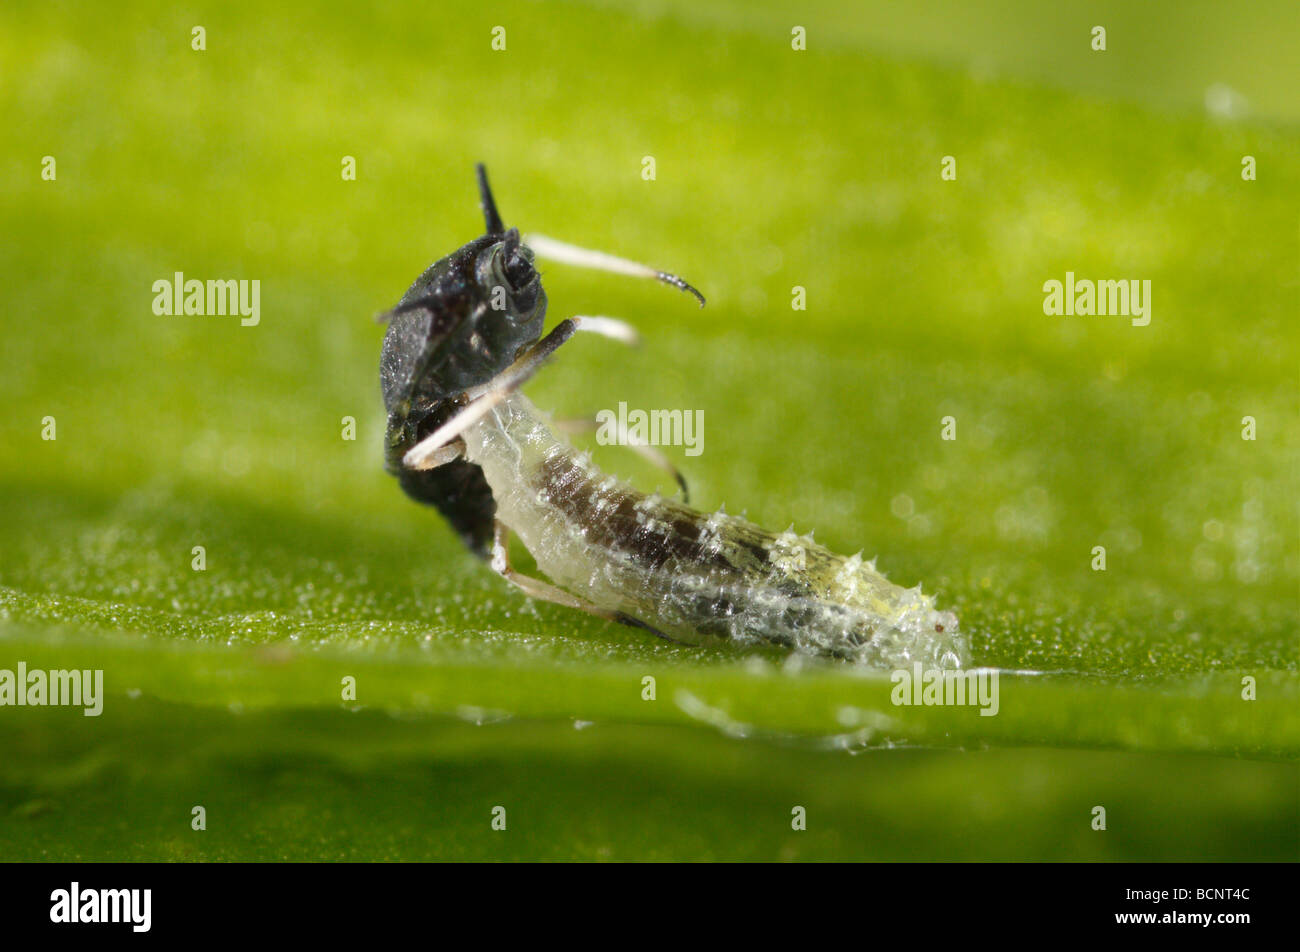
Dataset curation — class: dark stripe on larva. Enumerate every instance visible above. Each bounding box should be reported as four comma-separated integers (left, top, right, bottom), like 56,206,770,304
536,453,764,575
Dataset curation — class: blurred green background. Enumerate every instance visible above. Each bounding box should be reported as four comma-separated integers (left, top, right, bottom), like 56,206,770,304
0,1,1296,860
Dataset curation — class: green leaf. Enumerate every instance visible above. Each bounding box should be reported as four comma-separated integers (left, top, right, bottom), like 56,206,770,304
1,0,1296,860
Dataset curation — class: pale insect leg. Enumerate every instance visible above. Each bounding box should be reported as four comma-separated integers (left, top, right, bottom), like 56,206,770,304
490,521,680,643
554,416,690,502
526,233,705,307
403,318,581,469
461,314,640,399
405,438,465,472
404,315,636,469
569,315,640,346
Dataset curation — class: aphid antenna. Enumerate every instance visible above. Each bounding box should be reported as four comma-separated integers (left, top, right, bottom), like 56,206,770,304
525,232,706,307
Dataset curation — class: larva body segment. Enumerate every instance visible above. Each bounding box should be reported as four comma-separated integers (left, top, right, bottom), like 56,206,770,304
461,392,966,667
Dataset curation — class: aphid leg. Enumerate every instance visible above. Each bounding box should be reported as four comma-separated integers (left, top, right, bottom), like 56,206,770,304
373,289,453,325
404,315,638,469
403,321,581,468
405,438,465,472
490,521,679,642
526,233,706,307
570,315,640,347
403,389,516,469
372,296,433,325
554,416,690,502
462,312,638,401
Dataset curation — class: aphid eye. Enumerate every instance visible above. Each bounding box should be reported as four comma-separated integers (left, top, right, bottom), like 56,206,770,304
935,624,945,632
495,230,534,291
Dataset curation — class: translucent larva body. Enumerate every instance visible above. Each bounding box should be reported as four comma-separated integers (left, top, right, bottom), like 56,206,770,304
461,391,965,667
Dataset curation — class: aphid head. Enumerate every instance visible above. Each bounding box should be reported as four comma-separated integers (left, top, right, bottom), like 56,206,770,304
380,165,547,425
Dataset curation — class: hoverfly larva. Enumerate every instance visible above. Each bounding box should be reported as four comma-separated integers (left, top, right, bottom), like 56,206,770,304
379,165,964,667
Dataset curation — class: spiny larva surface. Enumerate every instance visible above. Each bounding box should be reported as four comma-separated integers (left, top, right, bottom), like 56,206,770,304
463,393,965,666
